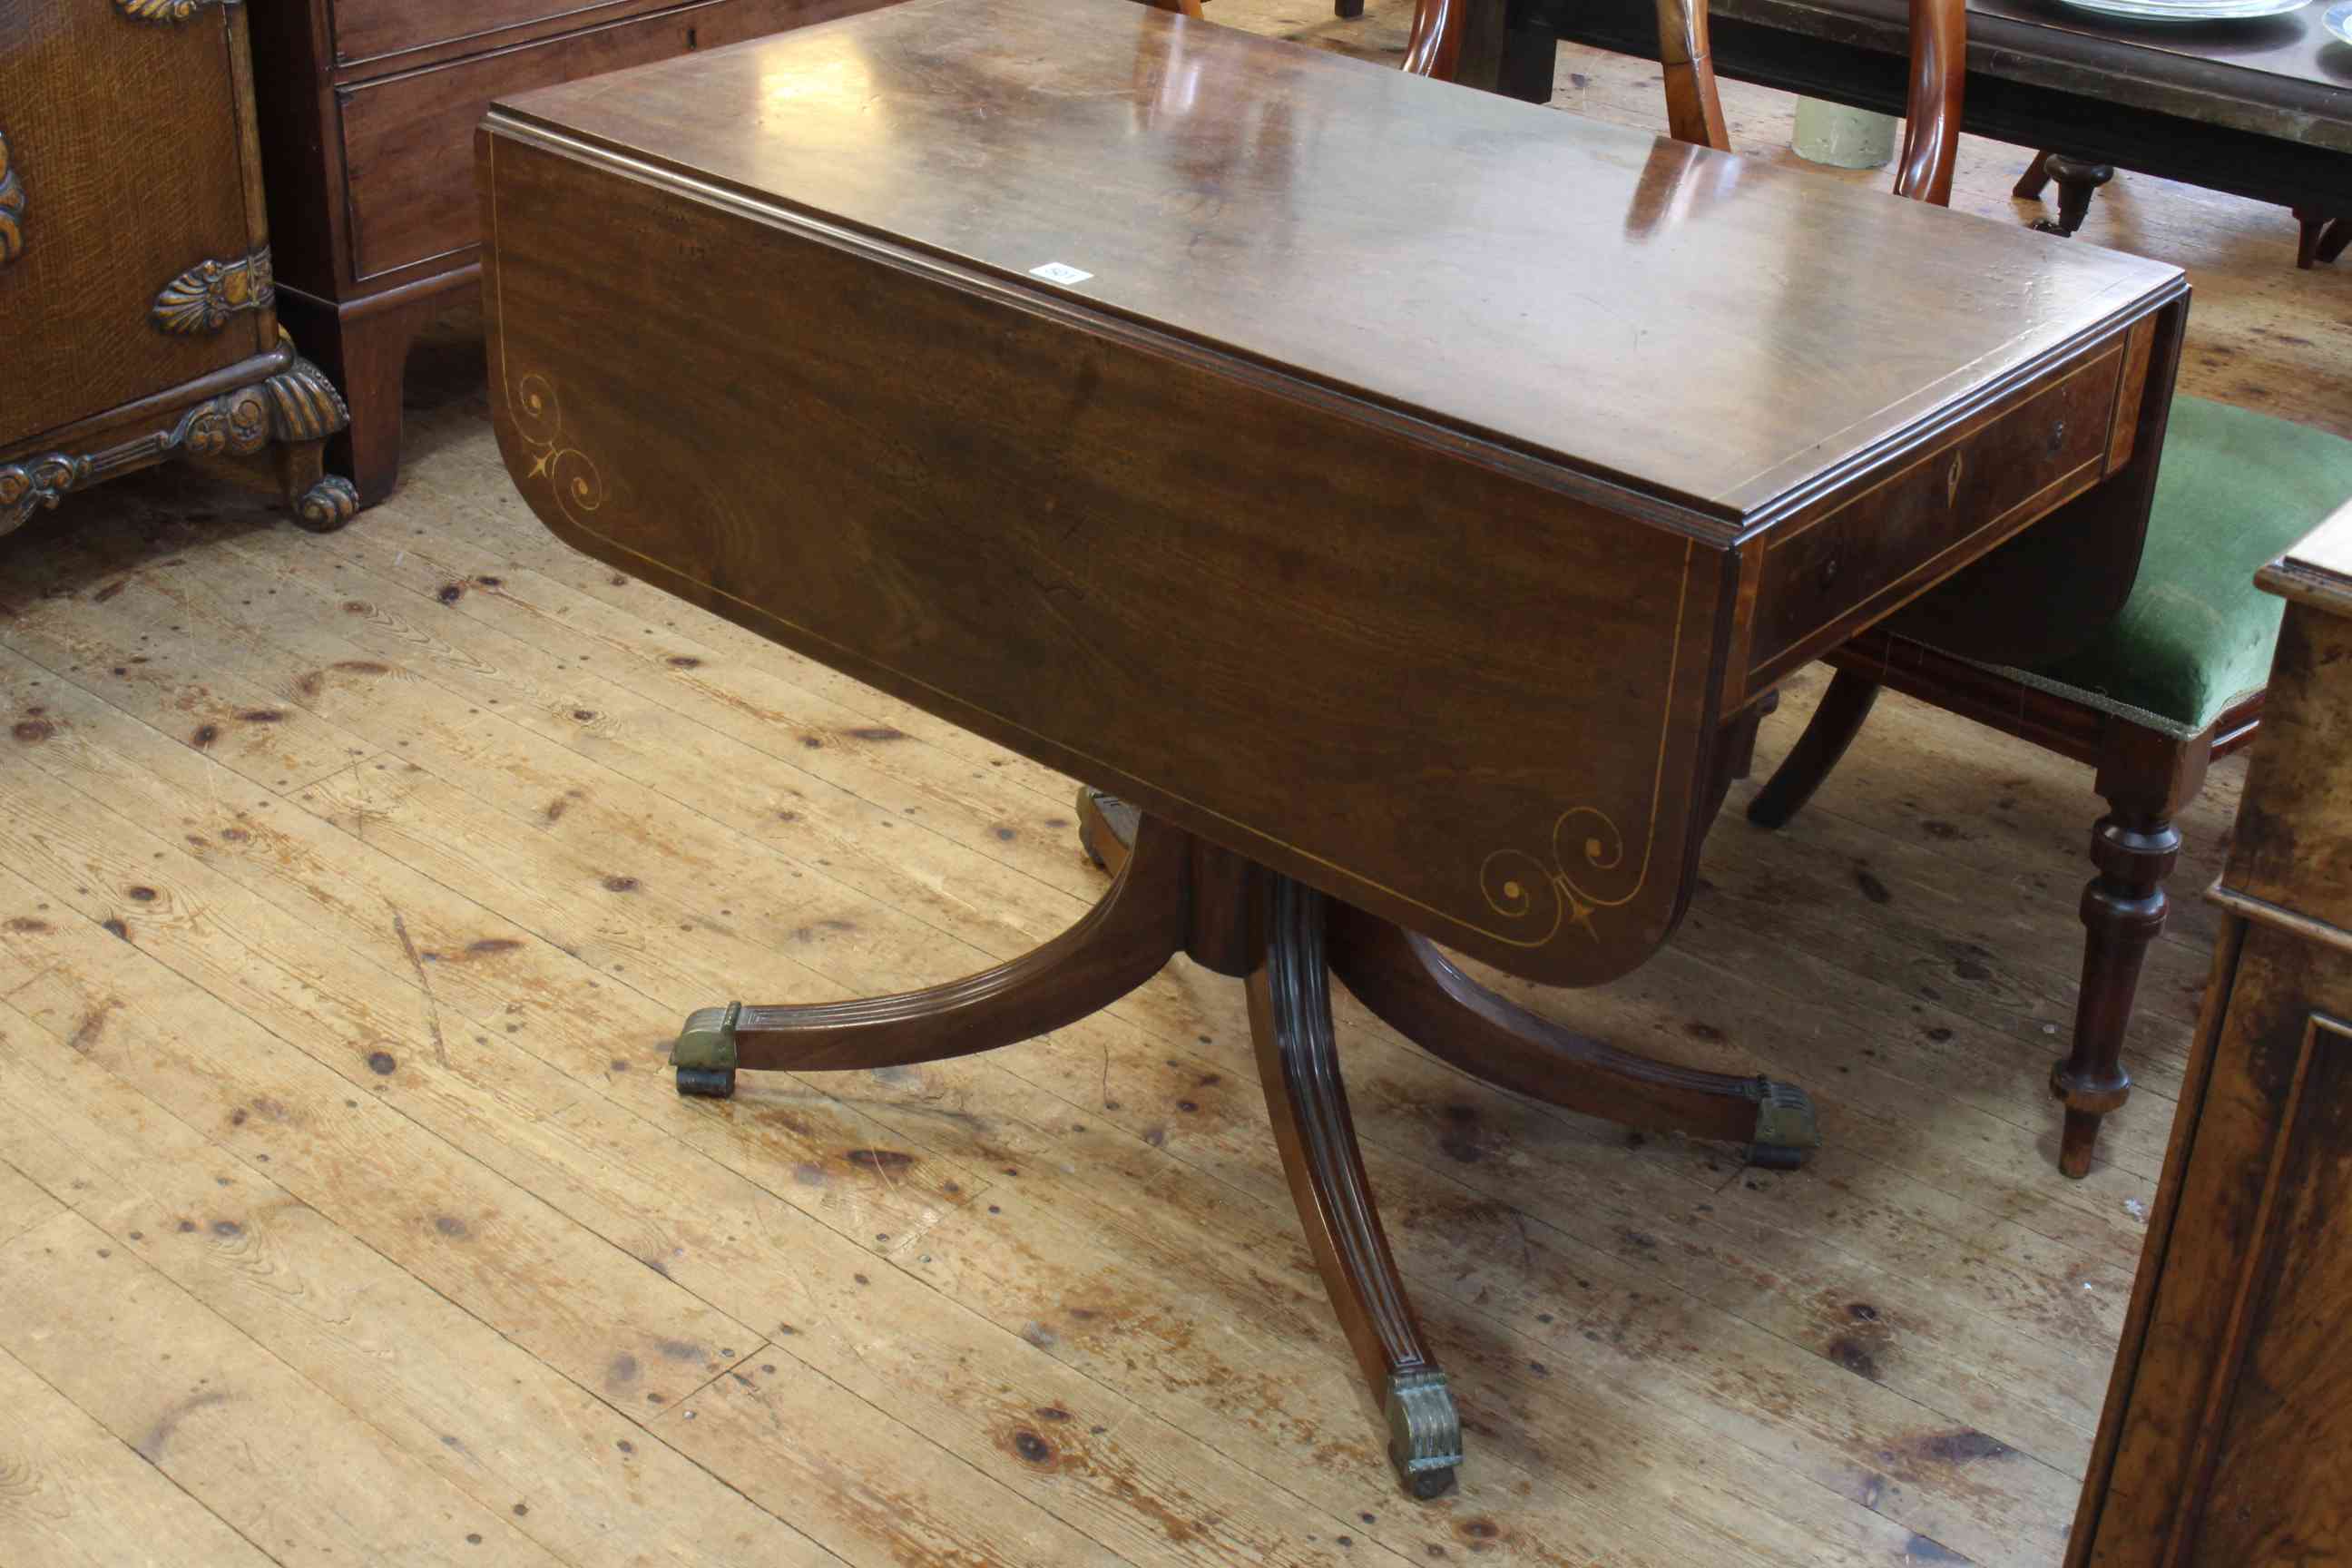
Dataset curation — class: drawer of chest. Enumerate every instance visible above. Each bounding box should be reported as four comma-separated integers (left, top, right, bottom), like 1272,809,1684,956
1745,343,2130,690
337,0,877,282
331,0,658,68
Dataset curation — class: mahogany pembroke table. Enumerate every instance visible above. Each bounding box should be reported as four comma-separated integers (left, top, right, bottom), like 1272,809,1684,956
478,0,2187,1495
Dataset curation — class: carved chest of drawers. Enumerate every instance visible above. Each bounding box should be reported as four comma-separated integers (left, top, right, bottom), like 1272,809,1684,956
247,0,891,509
1,0,355,537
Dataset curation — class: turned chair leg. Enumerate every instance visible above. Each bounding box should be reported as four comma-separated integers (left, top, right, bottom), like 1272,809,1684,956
2013,148,2058,201
2297,210,2349,270
2031,154,2113,238
672,813,1190,1094
2053,725,2212,1178
1746,671,1881,829
2051,809,2178,1178
1252,875,1461,1497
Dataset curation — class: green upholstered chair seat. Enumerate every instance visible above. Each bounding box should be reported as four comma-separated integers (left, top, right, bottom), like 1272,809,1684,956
1980,396,2352,740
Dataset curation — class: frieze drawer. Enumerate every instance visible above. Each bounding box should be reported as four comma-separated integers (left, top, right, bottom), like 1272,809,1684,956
1748,342,2129,688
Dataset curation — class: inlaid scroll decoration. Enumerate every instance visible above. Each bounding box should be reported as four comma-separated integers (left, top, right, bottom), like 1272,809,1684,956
510,374,608,528
1479,808,1642,946
0,130,23,265
114,0,232,21
1472,543,1695,948
152,246,273,334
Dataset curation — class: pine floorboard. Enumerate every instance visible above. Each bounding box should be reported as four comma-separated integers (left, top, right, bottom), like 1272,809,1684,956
4,13,2347,1563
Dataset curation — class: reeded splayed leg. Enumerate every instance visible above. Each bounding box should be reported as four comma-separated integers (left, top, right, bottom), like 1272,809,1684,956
1747,671,1880,830
1327,904,1819,1168
1082,785,1821,1168
1251,875,1462,1497
2013,149,2057,201
672,813,1191,1096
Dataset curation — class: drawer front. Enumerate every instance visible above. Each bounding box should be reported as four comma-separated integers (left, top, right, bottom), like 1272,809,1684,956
1,0,270,448
331,0,663,69
337,0,882,284
1748,343,2127,686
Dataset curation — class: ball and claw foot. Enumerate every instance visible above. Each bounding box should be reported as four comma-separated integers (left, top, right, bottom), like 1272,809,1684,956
1386,1369,1463,1499
673,1002,742,1099
295,475,360,533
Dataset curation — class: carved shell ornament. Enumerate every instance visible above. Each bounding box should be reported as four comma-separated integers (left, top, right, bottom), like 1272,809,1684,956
114,0,232,19
0,130,22,264
152,247,274,335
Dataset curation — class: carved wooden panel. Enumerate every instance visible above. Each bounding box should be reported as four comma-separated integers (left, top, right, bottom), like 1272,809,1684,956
0,0,270,448
2220,604,2352,939
2193,1003,2352,1562
2073,517,2352,1567
2079,931,2352,1566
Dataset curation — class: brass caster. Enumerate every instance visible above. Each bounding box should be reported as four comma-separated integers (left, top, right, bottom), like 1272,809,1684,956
676,1065,737,1098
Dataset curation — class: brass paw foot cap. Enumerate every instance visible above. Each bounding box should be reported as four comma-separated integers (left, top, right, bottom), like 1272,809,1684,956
1748,1076,1820,1161
1385,1368,1463,1499
674,1003,741,1097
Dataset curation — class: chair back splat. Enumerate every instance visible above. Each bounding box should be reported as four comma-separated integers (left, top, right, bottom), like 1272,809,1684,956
1658,0,1963,203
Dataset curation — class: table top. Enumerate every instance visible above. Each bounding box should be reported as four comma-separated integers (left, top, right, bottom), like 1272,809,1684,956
1981,0,2351,97
1668,0,2352,151
494,0,2178,532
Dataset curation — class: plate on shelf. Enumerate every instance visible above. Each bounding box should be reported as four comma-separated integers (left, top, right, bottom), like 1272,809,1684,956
2324,0,2351,41
2053,0,2312,20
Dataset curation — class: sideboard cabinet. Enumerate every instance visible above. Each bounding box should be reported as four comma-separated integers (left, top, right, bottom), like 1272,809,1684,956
248,0,889,508
2,0,355,537
2069,499,2352,1566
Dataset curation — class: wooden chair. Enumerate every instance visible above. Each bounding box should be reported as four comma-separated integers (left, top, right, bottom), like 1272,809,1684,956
1661,0,2352,1176
1150,0,1461,74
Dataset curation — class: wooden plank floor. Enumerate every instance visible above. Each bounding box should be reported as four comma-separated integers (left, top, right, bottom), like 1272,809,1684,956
4,15,2347,1564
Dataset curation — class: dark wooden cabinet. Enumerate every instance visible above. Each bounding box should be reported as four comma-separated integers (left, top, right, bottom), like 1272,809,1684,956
247,0,891,509
1,0,355,536
2070,501,2352,1567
